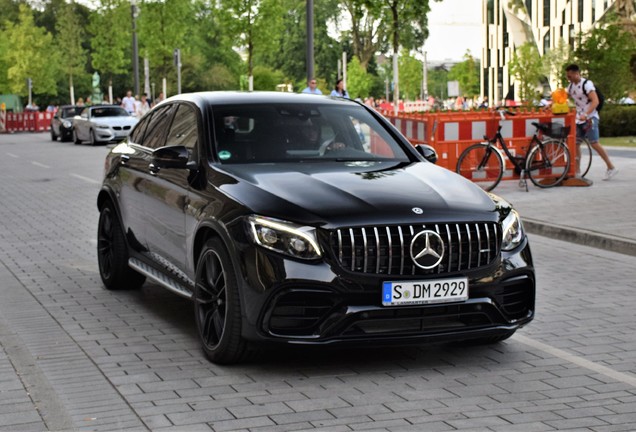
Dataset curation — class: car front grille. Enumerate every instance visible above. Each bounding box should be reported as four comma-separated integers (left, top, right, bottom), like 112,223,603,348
330,222,500,276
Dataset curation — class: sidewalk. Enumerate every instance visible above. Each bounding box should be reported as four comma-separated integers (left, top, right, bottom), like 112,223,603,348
490,147,636,256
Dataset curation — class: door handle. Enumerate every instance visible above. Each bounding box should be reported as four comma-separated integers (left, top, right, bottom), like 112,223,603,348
120,154,130,165
149,163,159,175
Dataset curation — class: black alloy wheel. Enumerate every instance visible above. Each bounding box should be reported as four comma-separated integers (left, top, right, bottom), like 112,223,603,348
194,237,246,364
97,203,145,290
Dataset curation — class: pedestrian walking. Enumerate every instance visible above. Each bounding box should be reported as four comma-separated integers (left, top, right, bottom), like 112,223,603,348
301,78,322,95
121,90,135,115
329,79,349,98
565,64,618,180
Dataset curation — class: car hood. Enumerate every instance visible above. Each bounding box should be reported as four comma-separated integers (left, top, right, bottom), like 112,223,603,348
217,161,500,227
91,116,137,126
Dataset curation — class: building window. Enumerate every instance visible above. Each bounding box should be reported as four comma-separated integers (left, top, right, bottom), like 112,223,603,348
569,24,575,49
525,0,533,16
503,14,509,47
592,2,596,21
487,0,495,24
543,30,551,53
578,0,584,22
543,0,550,26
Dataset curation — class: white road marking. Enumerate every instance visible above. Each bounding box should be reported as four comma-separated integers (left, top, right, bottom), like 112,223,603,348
515,334,636,388
6,153,19,158
32,161,50,168
70,173,101,185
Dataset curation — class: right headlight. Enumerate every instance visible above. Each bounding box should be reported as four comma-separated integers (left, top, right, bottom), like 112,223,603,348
501,209,525,251
247,215,322,260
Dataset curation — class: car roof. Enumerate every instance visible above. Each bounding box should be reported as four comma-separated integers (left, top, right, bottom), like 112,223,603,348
160,91,361,112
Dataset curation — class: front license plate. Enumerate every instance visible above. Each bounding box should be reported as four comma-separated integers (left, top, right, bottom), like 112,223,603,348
382,277,468,306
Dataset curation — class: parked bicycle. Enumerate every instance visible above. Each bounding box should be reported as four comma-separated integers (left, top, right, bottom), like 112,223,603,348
576,120,594,178
456,109,571,191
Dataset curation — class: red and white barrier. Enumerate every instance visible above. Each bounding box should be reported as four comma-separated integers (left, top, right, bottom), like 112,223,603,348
1,112,52,133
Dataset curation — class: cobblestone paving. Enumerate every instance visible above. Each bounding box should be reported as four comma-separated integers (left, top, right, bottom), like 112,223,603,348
0,134,635,431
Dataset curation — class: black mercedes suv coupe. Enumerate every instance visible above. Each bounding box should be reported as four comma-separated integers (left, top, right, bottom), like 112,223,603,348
97,92,535,364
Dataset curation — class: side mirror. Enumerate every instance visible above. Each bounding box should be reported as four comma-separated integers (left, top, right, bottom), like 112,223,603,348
151,145,191,170
415,144,438,164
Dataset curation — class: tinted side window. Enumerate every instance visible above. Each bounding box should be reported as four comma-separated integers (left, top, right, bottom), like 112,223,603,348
141,105,177,149
166,104,198,150
129,112,152,144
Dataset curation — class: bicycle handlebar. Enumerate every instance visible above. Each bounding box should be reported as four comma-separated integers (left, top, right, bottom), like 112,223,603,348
496,108,516,120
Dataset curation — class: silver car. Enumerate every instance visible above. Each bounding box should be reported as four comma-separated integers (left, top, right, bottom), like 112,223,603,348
73,105,138,145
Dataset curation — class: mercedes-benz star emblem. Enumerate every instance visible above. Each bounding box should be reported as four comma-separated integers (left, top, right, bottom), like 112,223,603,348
412,207,423,214
410,230,445,269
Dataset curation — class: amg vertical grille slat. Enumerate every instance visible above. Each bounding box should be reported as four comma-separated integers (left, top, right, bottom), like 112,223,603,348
362,227,368,273
386,226,393,274
456,224,463,271
349,228,355,272
475,223,482,267
398,226,405,276
332,222,500,276
374,227,381,274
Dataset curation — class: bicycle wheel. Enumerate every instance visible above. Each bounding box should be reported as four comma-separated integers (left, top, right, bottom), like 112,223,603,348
576,137,593,178
526,139,570,188
456,143,504,192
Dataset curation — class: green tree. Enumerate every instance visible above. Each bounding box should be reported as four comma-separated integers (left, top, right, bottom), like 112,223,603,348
574,23,636,99
542,39,573,89
253,65,284,91
220,0,285,90
56,2,88,104
428,66,449,101
346,56,374,98
508,42,543,102
137,0,192,88
89,0,131,89
374,0,440,106
4,4,58,97
398,50,423,100
448,50,480,97
339,0,386,70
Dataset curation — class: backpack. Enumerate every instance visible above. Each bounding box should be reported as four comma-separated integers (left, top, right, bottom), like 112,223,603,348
569,79,605,112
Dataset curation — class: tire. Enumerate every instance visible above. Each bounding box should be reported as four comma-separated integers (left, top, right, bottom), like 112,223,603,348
50,127,57,141
90,129,97,146
194,237,247,364
526,139,570,188
97,202,146,290
456,143,504,192
73,129,82,145
576,137,593,178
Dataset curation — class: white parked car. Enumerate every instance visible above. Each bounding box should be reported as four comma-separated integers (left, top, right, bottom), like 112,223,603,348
73,105,138,145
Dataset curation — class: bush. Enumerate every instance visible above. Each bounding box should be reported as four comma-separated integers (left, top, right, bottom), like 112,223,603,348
600,104,636,137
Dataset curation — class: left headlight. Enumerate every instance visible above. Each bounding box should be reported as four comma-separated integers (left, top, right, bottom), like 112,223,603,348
501,209,525,251
95,124,110,129
62,120,72,128
247,215,322,260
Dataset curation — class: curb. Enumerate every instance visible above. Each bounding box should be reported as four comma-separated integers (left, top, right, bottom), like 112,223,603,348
523,217,636,257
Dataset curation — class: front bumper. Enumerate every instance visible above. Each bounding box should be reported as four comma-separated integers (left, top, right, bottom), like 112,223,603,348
94,126,133,142
234,237,535,346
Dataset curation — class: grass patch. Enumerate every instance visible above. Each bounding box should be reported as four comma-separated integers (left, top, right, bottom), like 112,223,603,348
601,136,636,147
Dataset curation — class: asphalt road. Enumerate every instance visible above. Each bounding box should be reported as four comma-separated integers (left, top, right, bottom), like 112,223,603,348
0,133,635,432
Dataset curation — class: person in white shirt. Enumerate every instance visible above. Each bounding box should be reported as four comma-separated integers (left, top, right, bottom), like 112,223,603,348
301,78,322,95
121,90,135,115
137,94,150,118
566,64,618,181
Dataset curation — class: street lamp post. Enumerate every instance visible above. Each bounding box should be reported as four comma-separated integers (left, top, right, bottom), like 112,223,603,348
131,0,140,96
306,0,314,83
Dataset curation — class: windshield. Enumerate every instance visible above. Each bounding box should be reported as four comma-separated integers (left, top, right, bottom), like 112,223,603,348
92,107,129,118
212,103,411,164
62,107,81,118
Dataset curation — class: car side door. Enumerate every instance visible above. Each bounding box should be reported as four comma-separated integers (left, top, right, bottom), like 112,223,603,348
75,107,90,140
116,105,176,254
144,103,200,273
